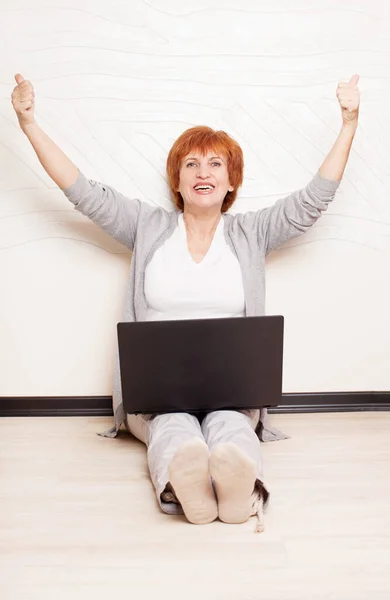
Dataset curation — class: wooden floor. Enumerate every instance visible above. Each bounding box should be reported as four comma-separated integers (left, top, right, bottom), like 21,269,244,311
1,413,390,600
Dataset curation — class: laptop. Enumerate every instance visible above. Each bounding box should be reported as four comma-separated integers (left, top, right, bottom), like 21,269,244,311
118,315,284,415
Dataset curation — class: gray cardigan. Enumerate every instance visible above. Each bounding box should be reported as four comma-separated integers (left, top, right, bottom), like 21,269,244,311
63,171,340,441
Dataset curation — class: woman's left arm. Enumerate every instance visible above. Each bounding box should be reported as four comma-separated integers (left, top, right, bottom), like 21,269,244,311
319,74,360,181
245,75,361,255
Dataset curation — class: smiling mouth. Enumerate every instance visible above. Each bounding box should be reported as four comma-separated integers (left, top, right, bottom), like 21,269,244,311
193,184,214,193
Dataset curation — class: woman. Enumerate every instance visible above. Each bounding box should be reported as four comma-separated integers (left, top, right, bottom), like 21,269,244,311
11,73,360,529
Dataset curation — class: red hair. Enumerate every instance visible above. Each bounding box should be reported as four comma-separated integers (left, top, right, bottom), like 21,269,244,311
166,126,244,212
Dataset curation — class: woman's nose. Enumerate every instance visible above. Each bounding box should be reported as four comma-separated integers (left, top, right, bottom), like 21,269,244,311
197,165,210,178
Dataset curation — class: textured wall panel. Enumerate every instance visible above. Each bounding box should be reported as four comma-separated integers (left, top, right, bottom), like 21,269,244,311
0,0,389,395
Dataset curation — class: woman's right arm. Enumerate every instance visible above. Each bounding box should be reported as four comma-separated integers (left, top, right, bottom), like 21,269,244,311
11,74,79,190
11,74,150,249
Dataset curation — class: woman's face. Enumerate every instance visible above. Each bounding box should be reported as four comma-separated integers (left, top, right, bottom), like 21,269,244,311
178,151,234,212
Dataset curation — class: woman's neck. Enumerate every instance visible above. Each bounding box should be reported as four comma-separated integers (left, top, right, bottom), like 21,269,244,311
182,210,221,239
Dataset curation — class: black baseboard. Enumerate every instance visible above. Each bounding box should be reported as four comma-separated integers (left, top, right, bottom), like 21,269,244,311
269,392,390,414
0,392,389,417
0,396,114,417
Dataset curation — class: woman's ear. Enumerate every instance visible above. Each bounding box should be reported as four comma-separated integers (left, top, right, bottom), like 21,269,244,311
228,185,234,192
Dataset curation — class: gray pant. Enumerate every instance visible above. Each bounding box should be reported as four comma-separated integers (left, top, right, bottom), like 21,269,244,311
126,409,267,515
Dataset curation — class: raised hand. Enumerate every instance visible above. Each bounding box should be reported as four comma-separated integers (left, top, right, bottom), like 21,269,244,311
336,74,360,127
11,74,36,128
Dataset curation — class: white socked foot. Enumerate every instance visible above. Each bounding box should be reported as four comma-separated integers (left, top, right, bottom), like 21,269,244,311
210,443,257,524
168,438,218,525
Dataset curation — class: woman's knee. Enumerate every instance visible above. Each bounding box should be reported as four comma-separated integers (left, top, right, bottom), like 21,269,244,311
148,412,203,447
202,409,253,434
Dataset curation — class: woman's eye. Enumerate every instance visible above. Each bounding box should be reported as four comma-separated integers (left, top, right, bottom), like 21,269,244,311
185,161,221,167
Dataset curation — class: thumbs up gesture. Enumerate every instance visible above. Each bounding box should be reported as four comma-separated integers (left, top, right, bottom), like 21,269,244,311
11,74,35,128
336,74,360,127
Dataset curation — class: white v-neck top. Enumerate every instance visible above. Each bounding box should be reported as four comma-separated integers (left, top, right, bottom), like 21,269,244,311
144,214,245,321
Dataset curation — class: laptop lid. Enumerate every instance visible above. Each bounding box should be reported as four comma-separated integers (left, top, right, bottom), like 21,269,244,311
118,315,284,414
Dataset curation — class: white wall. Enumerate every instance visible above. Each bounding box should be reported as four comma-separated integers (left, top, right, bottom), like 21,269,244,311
1,0,389,397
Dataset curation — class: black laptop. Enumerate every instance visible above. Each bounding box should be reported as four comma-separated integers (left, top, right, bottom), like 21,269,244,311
117,315,284,414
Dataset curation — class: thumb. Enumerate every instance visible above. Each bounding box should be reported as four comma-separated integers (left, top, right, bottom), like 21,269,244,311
14,73,25,85
349,74,360,86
